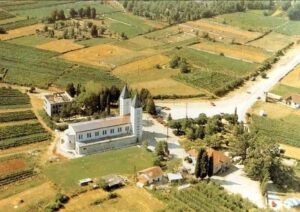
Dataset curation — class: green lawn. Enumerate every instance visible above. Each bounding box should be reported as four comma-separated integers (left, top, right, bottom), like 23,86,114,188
44,147,155,192
271,84,300,96
212,10,300,36
252,115,300,147
7,35,55,47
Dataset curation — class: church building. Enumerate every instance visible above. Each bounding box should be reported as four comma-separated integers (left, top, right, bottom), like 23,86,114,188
62,85,143,155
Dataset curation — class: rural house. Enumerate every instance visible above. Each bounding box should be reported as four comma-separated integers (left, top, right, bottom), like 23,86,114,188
44,92,73,116
187,148,231,174
62,86,143,155
283,93,300,109
137,166,163,187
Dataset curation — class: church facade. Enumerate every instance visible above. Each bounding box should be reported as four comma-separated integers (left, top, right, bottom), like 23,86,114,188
62,85,143,155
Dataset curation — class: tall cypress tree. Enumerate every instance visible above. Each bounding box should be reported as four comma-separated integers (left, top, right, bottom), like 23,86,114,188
207,155,214,178
195,148,208,179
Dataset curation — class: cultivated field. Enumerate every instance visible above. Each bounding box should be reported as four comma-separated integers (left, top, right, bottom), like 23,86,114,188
0,8,14,20
0,87,30,109
280,65,300,89
181,19,261,44
36,39,85,53
271,84,300,97
44,147,155,192
62,44,132,68
0,23,44,41
247,32,294,52
191,40,271,63
7,34,54,47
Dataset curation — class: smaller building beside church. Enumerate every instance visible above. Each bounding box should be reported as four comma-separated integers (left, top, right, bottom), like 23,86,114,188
62,85,143,155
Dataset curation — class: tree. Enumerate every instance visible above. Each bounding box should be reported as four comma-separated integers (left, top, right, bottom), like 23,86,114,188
167,113,172,122
170,121,182,135
205,135,222,149
155,140,169,158
0,27,6,34
58,10,66,20
195,125,205,139
288,3,300,20
180,62,190,73
207,155,214,178
91,8,97,19
76,84,81,96
69,8,77,18
78,8,84,18
85,6,91,18
195,148,208,179
186,127,196,141
197,113,208,125
169,56,180,68
120,32,128,40
66,83,76,97
106,94,111,115
91,25,98,37
146,98,156,115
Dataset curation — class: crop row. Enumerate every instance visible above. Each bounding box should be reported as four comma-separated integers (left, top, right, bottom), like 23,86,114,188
0,132,51,149
0,169,34,186
0,123,46,140
0,110,36,122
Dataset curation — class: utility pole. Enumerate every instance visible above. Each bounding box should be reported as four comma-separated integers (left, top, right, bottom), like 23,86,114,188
185,102,188,118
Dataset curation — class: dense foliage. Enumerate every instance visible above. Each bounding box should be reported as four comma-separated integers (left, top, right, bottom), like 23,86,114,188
288,3,300,20
123,0,245,24
0,110,36,122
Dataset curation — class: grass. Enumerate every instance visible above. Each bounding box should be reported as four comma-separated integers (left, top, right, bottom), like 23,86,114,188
252,114,300,147
44,147,155,192
271,84,300,96
0,42,122,89
0,9,15,20
7,34,55,47
0,87,30,109
75,37,115,47
212,10,300,36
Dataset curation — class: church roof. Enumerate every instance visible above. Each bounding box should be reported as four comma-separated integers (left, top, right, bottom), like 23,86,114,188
132,95,142,108
70,115,130,133
120,85,130,99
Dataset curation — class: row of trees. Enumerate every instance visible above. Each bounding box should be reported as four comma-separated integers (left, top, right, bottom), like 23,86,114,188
123,0,245,24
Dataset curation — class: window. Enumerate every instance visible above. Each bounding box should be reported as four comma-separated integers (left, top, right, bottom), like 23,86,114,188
110,129,114,134
87,133,91,138
95,131,99,137
79,134,83,140
125,126,129,131
103,130,107,135
118,127,122,132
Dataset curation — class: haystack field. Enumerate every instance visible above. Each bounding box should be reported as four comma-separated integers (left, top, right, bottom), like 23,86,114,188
0,24,44,41
36,39,84,53
62,44,132,68
280,65,300,88
182,20,261,44
191,41,270,63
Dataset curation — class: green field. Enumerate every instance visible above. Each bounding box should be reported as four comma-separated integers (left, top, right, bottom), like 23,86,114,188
44,147,155,192
7,35,55,47
0,18,38,30
0,110,36,122
0,1,74,11
0,87,30,109
0,42,123,89
212,10,300,36
271,84,300,96
155,182,255,211
252,115,300,147
75,37,115,47
0,9,14,20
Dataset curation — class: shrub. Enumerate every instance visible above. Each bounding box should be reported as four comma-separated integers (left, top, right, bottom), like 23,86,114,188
108,192,118,199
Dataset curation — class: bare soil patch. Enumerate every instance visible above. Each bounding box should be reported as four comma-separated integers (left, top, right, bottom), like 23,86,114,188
36,39,84,53
0,24,44,41
62,44,132,68
0,159,27,176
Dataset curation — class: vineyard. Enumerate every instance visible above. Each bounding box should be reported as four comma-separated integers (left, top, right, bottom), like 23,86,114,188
0,154,35,186
156,182,255,212
0,87,30,108
0,110,36,122
0,123,50,149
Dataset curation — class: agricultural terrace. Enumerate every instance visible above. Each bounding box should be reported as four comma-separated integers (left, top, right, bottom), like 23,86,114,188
0,23,44,41
7,34,55,47
0,87,30,109
36,39,85,53
0,42,122,89
191,40,271,63
0,9,14,20
44,147,155,192
155,182,255,212
180,19,262,44
212,10,300,36
0,110,36,123
170,48,258,95
0,1,75,11
247,32,294,52
0,154,35,187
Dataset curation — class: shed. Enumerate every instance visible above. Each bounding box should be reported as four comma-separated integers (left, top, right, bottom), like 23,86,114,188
79,178,93,186
167,173,183,183
102,175,124,188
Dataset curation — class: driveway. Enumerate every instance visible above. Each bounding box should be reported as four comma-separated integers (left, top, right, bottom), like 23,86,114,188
157,46,300,122
142,114,188,159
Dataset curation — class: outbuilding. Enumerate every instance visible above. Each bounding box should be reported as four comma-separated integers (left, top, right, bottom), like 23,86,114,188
79,178,93,186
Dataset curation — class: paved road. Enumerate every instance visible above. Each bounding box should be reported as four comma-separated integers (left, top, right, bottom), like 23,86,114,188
158,47,300,122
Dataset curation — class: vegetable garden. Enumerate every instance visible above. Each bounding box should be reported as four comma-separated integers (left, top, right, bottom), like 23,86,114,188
0,87,30,108
0,110,36,122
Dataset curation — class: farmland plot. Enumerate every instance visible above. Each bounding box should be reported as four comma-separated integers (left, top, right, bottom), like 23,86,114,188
181,19,262,44
0,87,30,109
0,9,15,20
0,110,36,122
6,34,55,47
36,39,85,53
0,23,43,41
192,40,271,63
280,65,300,89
